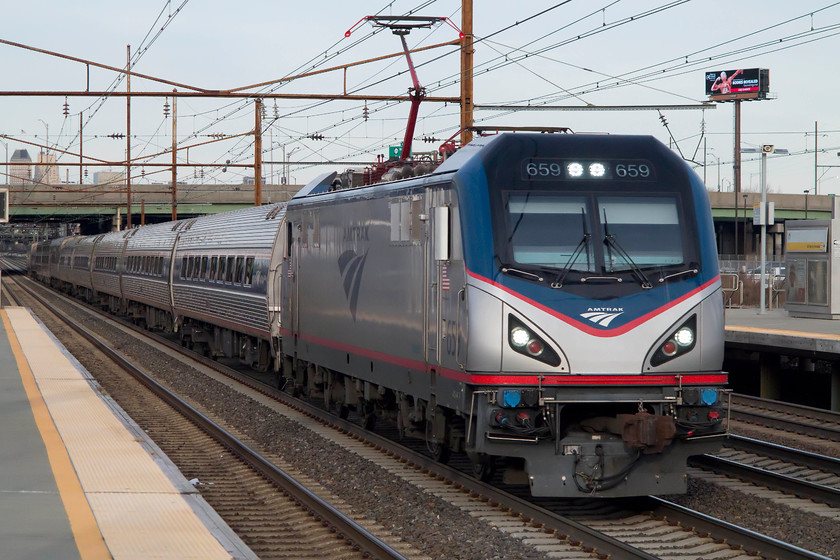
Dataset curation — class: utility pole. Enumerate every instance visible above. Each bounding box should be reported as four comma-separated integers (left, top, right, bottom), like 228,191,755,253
460,0,473,146
126,44,132,229
254,98,262,206
79,111,83,184
815,121,819,195
733,100,741,193
171,89,177,221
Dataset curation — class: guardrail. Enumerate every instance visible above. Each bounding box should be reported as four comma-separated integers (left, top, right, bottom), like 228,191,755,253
721,273,743,308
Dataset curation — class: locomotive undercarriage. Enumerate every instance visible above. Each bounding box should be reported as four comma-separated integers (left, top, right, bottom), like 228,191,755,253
283,358,467,462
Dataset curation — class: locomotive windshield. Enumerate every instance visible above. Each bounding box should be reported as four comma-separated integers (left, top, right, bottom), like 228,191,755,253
507,194,594,272
498,188,695,292
597,196,684,271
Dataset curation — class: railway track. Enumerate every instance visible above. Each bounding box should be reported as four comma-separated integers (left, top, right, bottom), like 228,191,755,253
730,393,840,441
693,434,840,509
3,274,412,560
4,273,834,560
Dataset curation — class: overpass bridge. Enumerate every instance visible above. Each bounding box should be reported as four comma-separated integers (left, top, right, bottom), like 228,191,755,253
3,181,302,233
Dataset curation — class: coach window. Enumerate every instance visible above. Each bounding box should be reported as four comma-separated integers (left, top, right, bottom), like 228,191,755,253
209,256,218,281
226,256,235,282
244,257,254,286
158,257,163,275
201,256,208,280
219,256,227,283
188,256,196,279
234,256,244,284
181,257,187,278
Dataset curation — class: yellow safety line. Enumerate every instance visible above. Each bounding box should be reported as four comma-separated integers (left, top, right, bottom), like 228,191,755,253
726,324,840,341
1,310,112,560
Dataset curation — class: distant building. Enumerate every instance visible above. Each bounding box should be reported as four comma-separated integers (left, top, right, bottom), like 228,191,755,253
34,152,60,184
94,171,125,185
10,149,32,185
242,176,266,185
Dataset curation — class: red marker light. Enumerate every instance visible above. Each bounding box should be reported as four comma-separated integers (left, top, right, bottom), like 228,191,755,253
662,340,677,356
708,410,720,419
527,340,544,356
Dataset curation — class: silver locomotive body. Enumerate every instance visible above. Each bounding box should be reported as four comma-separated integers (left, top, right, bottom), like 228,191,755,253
281,133,727,497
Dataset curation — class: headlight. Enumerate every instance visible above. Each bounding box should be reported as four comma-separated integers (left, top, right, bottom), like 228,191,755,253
508,315,561,367
650,315,697,367
675,327,694,347
510,326,530,348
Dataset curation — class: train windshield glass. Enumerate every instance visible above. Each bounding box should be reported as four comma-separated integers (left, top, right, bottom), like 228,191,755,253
506,194,595,271
598,196,684,271
501,192,687,276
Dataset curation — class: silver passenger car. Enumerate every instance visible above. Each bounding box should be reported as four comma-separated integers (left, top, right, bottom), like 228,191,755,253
171,203,286,368
121,220,184,328
90,230,130,307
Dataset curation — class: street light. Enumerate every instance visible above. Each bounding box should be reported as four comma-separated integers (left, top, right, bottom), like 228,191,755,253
706,152,722,192
742,144,789,314
0,138,7,185
283,145,300,185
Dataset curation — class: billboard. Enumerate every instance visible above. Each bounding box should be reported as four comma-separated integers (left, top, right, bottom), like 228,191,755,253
704,68,769,100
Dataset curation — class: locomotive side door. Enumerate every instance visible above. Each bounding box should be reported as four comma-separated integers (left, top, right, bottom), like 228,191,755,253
426,186,463,375
290,220,301,353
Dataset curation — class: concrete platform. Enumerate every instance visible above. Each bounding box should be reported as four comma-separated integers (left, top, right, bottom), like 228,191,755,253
725,307,840,356
725,307,840,410
0,306,258,560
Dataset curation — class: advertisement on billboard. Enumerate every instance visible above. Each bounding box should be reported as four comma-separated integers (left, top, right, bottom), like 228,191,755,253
704,68,765,97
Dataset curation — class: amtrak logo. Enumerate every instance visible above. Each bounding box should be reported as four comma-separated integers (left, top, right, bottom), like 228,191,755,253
338,249,368,321
580,307,624,327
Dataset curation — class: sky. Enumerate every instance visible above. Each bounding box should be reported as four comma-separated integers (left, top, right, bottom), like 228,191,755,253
2,0,840,195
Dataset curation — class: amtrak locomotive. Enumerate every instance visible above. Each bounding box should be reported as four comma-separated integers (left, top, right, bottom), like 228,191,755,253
31,132,727,497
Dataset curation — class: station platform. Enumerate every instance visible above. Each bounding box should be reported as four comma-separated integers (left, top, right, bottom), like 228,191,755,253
725,307,840,410
0,306,257,560
725,307,840,355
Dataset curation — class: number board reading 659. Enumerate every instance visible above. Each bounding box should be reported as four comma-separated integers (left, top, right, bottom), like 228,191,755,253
521,159,655,181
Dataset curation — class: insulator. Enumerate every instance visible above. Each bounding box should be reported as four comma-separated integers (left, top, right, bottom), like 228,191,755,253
273,102,279,118
62,97,70,117
363,103,369,121
163,100,171,118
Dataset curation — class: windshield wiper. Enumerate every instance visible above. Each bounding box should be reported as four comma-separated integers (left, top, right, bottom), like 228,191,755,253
552,209,590,289
602,209,653,289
